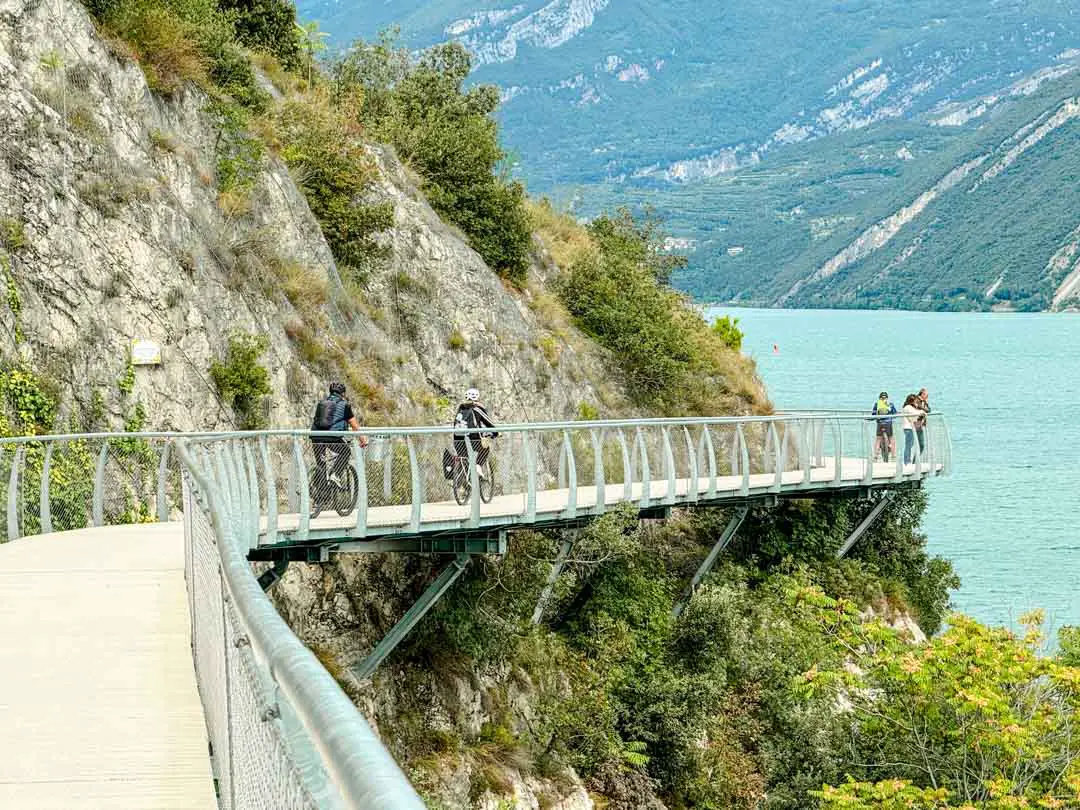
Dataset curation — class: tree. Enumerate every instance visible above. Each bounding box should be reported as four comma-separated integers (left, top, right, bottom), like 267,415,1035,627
808,606,1080,808
295,20,328,88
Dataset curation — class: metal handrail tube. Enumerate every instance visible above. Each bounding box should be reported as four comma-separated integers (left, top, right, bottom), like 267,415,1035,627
0,411,947,448
175,440,424,810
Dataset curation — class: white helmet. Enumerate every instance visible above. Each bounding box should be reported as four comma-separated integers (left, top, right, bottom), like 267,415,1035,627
465,388,480,402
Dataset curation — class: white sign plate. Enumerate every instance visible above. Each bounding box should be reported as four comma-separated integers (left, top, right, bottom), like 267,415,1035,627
131,339,162,366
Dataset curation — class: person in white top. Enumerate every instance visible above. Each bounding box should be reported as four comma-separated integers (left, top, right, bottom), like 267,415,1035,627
900,393,927,464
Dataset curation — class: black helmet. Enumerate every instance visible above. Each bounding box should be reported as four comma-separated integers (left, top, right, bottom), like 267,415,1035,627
879,391,888,399
329,381,346,397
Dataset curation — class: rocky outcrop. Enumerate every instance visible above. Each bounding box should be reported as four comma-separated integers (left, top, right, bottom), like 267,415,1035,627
0,0,628,434
1,1,633,805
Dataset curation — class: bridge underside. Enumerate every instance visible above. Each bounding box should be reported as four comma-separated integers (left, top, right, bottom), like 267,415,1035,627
249,477,925,562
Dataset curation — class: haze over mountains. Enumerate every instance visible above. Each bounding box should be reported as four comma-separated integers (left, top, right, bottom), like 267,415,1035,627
300,0,1080,310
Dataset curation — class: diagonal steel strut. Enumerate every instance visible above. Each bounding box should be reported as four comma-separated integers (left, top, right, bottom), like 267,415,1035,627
353,553,471,680
672,506,749,620
835,491,895,559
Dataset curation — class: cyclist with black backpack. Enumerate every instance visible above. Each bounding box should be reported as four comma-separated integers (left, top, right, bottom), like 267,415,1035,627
311,382,367,497
453,388,497,471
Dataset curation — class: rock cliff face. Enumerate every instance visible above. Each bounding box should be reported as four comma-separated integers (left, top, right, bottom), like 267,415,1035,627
1,1,631,805
0,0,628,435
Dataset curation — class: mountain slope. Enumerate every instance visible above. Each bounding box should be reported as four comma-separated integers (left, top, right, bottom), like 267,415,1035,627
296,0,1080,311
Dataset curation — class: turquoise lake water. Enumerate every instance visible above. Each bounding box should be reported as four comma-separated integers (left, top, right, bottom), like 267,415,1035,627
705,307,1080,633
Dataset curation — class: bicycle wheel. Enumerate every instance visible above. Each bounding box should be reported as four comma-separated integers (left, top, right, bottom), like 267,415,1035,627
478,459,495,504
452,463,470,505
335,466,359,517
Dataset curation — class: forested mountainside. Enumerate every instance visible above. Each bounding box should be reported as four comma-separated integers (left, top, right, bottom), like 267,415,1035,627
296,0,1080,311
9,0,1080,806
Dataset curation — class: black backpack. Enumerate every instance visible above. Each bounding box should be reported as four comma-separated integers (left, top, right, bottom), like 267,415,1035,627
312,397,344,431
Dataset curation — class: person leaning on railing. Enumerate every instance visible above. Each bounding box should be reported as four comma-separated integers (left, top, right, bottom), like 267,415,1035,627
900,393,927,465
915,387,930,454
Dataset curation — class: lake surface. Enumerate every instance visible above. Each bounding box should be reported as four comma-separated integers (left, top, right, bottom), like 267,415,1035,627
705,306,1080,634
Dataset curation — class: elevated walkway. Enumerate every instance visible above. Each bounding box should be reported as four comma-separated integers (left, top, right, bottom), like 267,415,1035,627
0,523,215,809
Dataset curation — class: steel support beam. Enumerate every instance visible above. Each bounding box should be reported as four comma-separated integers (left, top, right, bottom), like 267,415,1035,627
257,559,290,592
531,531,576,625
353,553,471,680
835,491,895,559
672,506,748,620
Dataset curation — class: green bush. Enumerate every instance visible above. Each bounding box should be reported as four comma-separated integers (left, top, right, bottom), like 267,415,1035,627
85,0,267,109
711,315,743,351
556,208,766,415
217,0,301,68
333,37,531,282
270,92,394,272
209,332,271,429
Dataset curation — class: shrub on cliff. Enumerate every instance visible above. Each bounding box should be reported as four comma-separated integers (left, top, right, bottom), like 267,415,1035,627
332,36,532,283
551,206,766,415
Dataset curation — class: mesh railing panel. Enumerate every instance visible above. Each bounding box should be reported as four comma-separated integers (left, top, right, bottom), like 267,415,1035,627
185,472,320,810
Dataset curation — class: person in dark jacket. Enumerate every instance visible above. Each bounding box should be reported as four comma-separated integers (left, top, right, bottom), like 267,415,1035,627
453,388,497,474
311,382,367,486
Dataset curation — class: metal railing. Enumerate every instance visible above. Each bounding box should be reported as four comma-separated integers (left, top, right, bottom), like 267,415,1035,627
177,441,425,810
170,412,949,547
0,413,950,547
0,411,949,809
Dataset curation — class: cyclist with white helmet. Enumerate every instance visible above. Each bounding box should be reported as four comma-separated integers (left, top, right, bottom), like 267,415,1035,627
453,388,497,475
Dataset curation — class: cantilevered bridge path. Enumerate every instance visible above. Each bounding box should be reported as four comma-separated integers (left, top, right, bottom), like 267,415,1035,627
0,412,950,809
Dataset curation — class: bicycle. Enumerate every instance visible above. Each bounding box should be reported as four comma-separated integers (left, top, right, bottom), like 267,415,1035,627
445,438,495,506
309,443,359,519
874,428,894,463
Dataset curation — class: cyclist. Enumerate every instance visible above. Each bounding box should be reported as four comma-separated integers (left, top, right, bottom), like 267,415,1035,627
453,388,497,477
311,382,367,491
870,391,896,461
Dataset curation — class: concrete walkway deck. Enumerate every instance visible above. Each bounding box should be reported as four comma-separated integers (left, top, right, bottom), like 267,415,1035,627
0,523,216,809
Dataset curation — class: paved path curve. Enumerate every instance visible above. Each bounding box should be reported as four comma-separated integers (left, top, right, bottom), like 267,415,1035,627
0,523,215,809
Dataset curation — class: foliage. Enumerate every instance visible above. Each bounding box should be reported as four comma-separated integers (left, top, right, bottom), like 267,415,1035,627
0,218,27,252
208,332,271,429
811,609,1080,808
332,35,532,282
396,500,957,809
218,0,301,69
447,330,465,351
555,207,766,415
85,0,267,109
213,100,264,195
711,315,743,352
0,366,57,435
266,90,394,272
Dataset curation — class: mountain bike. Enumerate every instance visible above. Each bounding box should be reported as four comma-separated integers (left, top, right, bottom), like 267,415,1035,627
309,443,359,519
874,428,893,463
445,438,495,506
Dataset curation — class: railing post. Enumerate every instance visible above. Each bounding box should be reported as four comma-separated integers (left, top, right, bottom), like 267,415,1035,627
407,437,421,533
292,436,309,543
563,430,577,518
737,425,750,497
350,438,368,538
557,433,567,490
40,442,54,535
617,430,632,503
661,427,676,505
7,445,23,541
466,439,480,527
383,438,393,502
862,420,874,486
831,419,842,483
243,443,260,551
156,441,171,522
635,427,651,508
699,426,717,499
770,423,783,493
524,430,537,522
92,440,108,527
259,436,278,545
683,426,698,502
762,423,774,474
801,420,813,485
590,429,606,514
